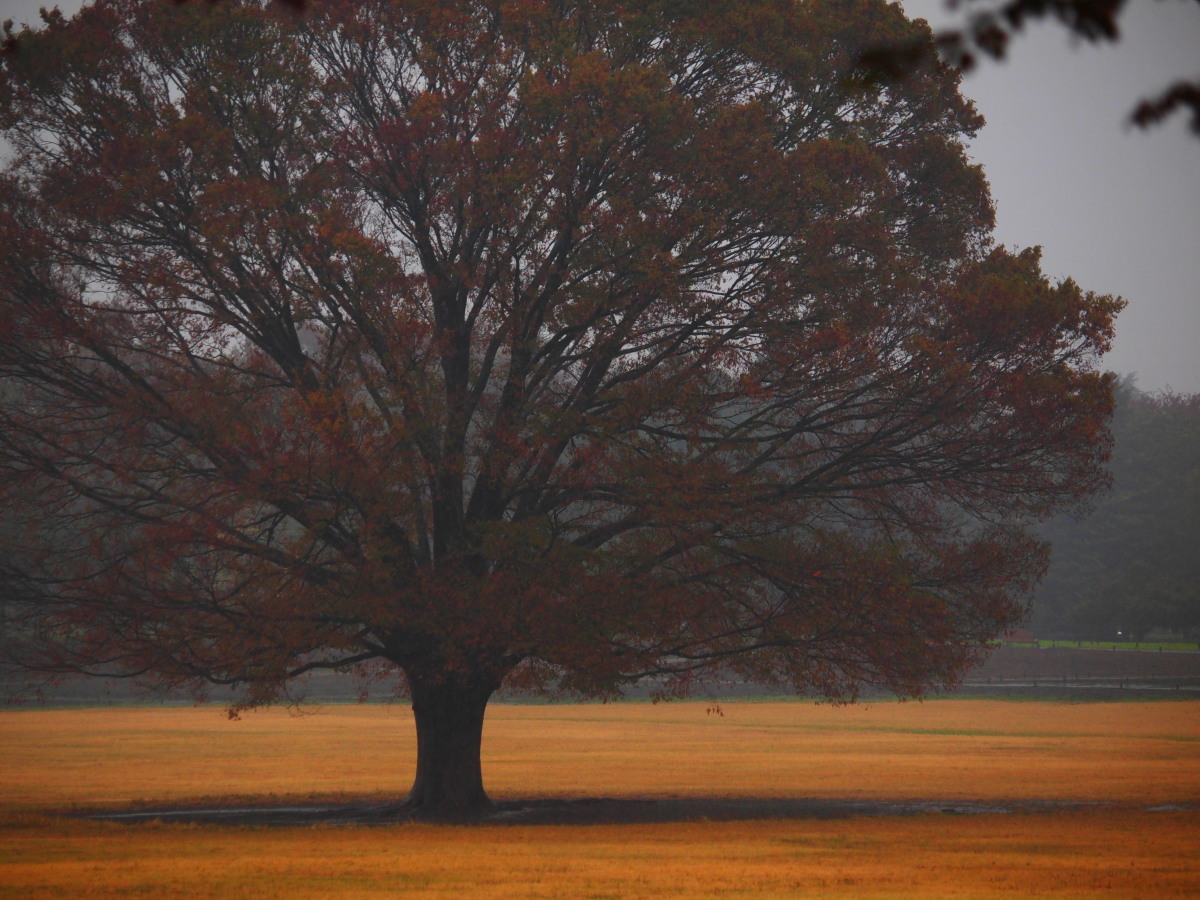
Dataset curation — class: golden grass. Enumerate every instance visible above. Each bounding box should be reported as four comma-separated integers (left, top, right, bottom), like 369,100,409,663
1,699,1198,899
0,810,1197,899
1,699,1197,809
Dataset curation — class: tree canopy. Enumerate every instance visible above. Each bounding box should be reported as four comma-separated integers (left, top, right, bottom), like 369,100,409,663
0,0,1120,813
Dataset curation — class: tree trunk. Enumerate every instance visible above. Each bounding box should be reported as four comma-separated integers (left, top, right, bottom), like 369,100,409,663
403,670,498,816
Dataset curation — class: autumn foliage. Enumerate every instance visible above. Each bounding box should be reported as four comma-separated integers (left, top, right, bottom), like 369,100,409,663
0,0,1120,811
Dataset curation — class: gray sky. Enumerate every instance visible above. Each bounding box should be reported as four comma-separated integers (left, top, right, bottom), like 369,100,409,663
901,0,1200,394
4,0,1198,393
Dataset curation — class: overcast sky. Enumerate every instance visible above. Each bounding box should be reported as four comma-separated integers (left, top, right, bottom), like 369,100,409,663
3,0,1197,393
902,0,1200,394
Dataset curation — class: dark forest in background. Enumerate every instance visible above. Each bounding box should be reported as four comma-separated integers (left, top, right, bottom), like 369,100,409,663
1031,379,1200,641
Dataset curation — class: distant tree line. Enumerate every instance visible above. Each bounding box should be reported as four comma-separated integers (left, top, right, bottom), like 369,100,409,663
1031,379,1200,640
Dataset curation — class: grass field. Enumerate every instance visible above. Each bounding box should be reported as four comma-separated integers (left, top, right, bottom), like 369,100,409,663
1,699,1198,898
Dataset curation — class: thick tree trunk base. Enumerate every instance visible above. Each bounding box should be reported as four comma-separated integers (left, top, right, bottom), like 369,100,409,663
400,669,499,819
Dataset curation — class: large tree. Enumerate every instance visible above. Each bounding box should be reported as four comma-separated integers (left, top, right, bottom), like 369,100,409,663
0,0,1119,814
